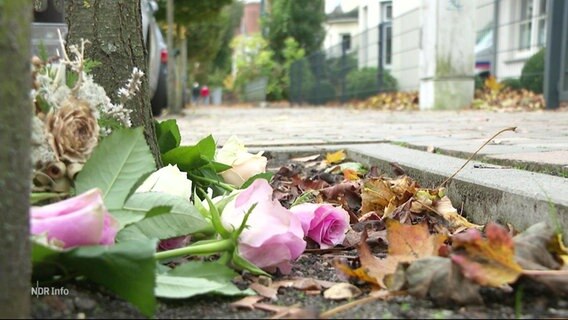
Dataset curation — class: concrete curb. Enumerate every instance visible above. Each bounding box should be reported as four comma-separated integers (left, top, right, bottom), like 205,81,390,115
253,143,568,232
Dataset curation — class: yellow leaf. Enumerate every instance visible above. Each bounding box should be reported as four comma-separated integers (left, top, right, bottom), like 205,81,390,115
451,222,523,287
485,76,504,92
326,150,346,164
342,168,359,181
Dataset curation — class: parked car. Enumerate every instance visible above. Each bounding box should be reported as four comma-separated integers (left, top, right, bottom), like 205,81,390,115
31,0,168,116
475,27,493,78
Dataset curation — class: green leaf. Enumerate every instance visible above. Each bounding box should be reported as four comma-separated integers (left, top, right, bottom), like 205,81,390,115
162,135,216,171
75,127,156,214
155,261,254,299
210,161,232,173
231,250,270,276
32,240,157,317
327,162,368,175
116,192,211,242
156,119,181,154
240,172,274,189
162,146,208,171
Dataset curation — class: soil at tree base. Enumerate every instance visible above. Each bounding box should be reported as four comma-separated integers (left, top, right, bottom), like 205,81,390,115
31,250,568,319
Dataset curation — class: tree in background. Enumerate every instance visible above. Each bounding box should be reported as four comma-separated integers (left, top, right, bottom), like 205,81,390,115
155,0,236,87
229,35,305,101
263,0,325,63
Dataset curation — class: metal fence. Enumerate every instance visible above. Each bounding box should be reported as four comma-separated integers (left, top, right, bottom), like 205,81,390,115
289,22,395,106
290,1,553,106
475,0,546,87
243,76,268,103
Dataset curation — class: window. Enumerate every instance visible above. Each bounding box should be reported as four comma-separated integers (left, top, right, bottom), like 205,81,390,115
518,0,547,50
381,2,392,68
382,3,392,22
341,34,351,51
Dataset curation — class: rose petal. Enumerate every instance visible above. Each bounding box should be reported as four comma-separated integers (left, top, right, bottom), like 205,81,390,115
30,188,118,248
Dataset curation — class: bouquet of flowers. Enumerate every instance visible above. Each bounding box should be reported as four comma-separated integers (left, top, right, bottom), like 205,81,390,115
30,32,141,194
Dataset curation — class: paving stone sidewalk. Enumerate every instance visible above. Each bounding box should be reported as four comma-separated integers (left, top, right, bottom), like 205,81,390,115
160,105,568,175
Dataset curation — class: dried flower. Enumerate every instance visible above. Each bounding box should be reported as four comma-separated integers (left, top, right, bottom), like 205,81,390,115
46,97,100,163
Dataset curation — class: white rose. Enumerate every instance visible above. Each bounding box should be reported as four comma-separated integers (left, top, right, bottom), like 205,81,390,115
136,164,192,199
216,136,268,188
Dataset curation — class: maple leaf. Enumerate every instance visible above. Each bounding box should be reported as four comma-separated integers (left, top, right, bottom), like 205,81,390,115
333,219,447,288
484,75,504,93
342,168,359,181
450,222,523,287
325,150,346,164
361,176,416,217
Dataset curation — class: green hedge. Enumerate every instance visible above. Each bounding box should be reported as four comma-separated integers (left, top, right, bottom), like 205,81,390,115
520,48,545,94
346,67,398,100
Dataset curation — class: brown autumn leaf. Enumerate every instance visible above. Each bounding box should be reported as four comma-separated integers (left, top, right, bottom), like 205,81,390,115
361,178,396,214
385,257,483,306
325,149,346,164
513,221,568,296
333,219,447,288
450,222,523,287
432,196,483,232
513,222,565,270
229,296,266,310
386,218,448,259
249,282,278,301
343,168,359,181
361,176,416,216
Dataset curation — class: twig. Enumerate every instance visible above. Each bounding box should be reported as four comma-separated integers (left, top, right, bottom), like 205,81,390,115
319,291,405,319
319,295,379,318
522,269,568,276
437,126,517,189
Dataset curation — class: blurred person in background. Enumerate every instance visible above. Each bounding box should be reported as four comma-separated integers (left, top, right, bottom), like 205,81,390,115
200,84,210,106
191,82,200,105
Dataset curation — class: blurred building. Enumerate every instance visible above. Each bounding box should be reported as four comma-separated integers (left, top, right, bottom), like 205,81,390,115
236,0,261,36
323,1,360,58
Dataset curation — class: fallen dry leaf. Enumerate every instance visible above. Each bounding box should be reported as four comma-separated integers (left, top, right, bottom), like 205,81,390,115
386,218,448,259
323,283,362,300
386,257,483,305
325,150,346,164
513,221,568,296
432,196,483,232
334,219,447,288
513,222,565,271
250,282,278,301
229,296,266,310
451,222,523,287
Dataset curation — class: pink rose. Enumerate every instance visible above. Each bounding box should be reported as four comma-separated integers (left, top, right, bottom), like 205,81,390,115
31,188,119,248
289,203,350,249
158,236,190,251
221,179,306,274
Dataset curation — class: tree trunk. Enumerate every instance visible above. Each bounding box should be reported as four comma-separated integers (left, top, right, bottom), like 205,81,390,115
0,1,32,317
65,0,162,167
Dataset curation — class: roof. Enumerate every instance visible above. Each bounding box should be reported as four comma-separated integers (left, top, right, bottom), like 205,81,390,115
326,5,358,22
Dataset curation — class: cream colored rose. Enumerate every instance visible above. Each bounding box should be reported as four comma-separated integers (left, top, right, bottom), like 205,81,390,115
216,136,267,187
136,164,192,200
46,97,99,163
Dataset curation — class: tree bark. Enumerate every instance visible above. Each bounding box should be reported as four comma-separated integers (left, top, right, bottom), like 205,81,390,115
0,1,32,317
65,0,162,167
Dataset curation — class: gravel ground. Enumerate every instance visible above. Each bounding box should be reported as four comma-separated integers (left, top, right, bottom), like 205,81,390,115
31,250,568,319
